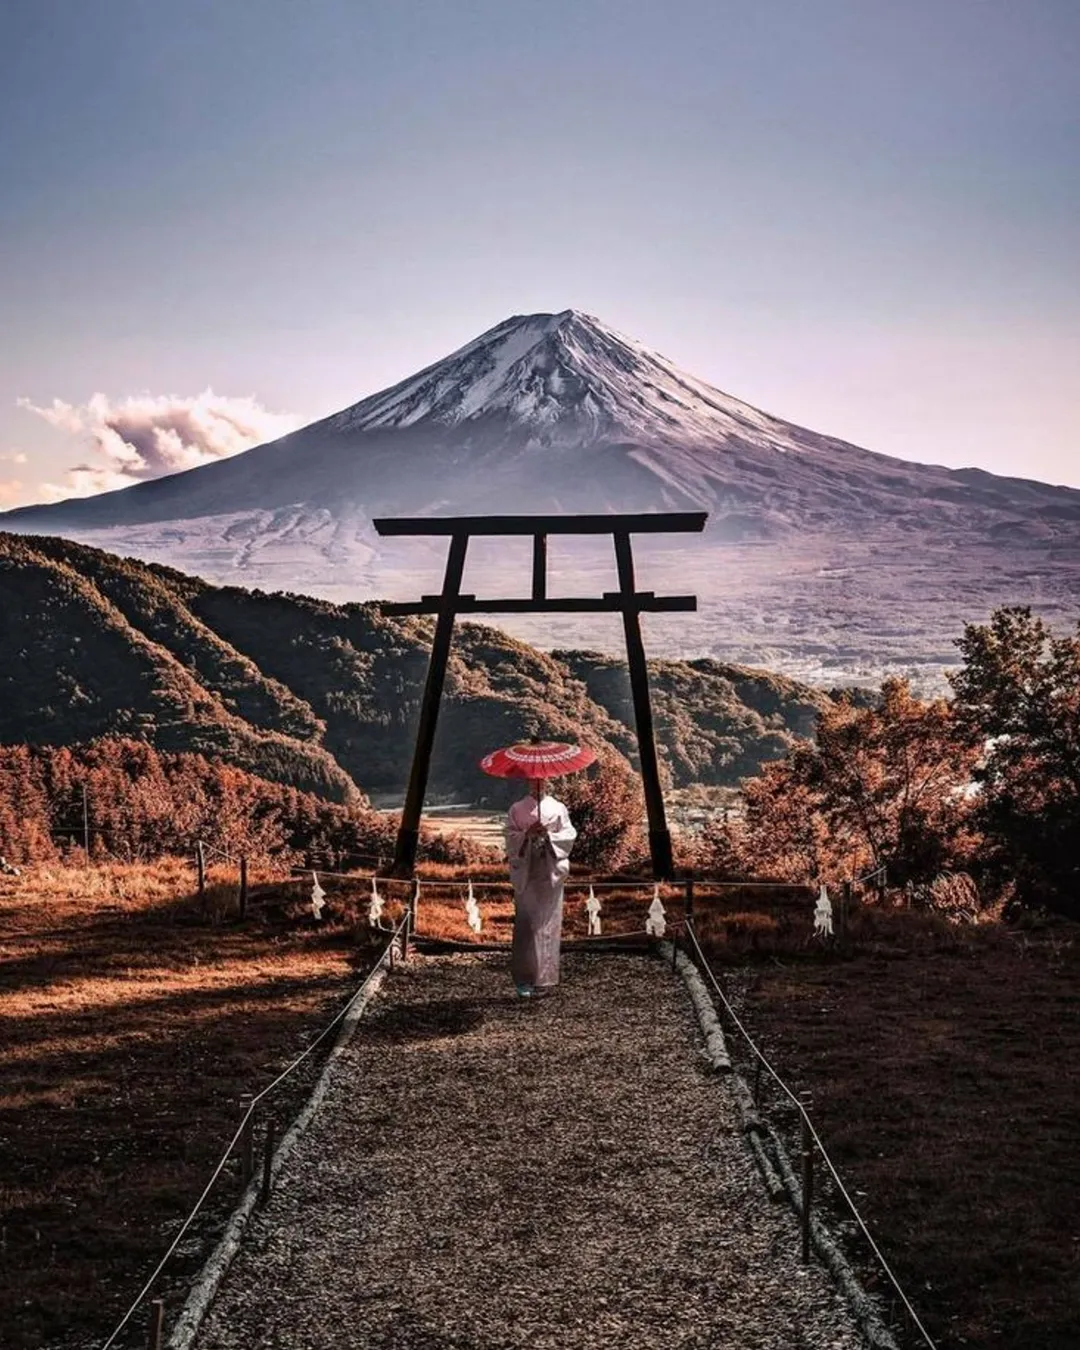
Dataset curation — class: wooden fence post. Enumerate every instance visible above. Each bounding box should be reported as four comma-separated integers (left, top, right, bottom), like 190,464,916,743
240,1096,254,1186
401,889,411,962
196,841,207,914
239,855,248,920
260,1117,276,1206
147,1297,165,1350
800,1095,814,1265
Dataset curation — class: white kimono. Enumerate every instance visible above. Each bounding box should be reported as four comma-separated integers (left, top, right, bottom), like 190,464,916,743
506,792,576,990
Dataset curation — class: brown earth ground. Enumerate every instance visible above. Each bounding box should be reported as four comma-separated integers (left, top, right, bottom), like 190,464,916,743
691,901,1080,1350
2,866,1076,1350
0,860,397,1350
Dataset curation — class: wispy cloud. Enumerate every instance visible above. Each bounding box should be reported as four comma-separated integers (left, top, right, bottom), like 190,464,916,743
19,390,302,500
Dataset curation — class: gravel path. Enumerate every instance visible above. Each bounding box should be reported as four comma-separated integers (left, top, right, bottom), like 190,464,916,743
194,952,866,1349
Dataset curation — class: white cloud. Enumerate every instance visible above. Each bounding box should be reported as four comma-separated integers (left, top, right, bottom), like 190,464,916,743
37,467,138,502
0,451,28,465
19,389,302,499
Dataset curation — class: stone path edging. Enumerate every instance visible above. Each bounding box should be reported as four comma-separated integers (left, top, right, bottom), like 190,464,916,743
667,938,900,1350
662,941,732,1071
165,965,389,1350
766,1124,900,1350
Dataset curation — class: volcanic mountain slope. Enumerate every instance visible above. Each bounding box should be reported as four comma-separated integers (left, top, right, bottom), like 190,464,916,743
5,310,1078,676
0,533,827,799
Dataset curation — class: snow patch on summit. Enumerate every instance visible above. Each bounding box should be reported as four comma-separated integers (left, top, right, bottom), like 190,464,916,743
330,310,794,450
333,312,570,432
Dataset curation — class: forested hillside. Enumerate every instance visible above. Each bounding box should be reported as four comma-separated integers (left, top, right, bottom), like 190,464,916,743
0,533,830,801
0,738,471,867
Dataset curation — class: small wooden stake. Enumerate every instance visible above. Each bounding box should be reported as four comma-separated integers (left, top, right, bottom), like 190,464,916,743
401,893,411,962
800,1098,814,1265
260,1118,276,1206
240,1097,254,1186
196,840,207,912
684,875,695,920
147,1297,165,1350
239,855,248,920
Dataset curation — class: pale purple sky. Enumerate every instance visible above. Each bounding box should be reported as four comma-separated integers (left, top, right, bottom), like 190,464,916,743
1,0,1077,506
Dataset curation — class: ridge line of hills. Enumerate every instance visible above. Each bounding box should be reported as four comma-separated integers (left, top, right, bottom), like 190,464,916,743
0,532,831,803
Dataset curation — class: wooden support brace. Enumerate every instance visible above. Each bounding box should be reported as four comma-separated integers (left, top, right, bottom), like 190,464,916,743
532,533,547,601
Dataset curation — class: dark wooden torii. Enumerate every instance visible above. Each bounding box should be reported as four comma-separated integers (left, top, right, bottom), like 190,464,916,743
375,511,708,880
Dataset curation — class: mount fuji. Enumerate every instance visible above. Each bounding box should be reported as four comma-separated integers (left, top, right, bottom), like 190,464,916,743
4,310,1079,682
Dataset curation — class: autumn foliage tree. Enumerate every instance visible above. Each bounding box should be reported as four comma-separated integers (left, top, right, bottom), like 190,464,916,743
736,679,979,887
556,749,647,872
0,738,474,869
951,607,1080,916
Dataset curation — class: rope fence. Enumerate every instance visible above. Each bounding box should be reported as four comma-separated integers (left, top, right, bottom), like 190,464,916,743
680,918,938,1350
88,868,925,1347
293,870,815,892
294,870,853,952
98,908,412,1350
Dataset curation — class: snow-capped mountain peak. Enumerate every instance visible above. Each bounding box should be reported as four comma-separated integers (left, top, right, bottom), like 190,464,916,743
330,309,779,446
3,306,1078,684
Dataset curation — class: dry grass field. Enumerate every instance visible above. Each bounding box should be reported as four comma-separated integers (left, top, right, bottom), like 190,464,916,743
420,808,505,852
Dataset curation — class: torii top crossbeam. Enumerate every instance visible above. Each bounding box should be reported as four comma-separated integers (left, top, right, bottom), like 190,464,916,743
374,511,706,535
373,511,708,878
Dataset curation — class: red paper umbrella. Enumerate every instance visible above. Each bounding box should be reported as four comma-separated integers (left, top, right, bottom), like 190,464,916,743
479,739,597,780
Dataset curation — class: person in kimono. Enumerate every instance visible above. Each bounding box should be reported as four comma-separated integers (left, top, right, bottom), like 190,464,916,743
506,778,576,997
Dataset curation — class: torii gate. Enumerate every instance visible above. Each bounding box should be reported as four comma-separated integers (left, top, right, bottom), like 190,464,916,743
375,511,708,879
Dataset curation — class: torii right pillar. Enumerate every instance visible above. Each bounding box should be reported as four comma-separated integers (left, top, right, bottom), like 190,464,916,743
613,528,675,879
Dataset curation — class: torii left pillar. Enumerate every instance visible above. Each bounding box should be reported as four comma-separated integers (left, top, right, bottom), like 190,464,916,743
391,530,468,879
